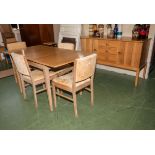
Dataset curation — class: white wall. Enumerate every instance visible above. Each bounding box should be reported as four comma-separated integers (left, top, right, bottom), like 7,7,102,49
53,24,60,43
145,24,155,77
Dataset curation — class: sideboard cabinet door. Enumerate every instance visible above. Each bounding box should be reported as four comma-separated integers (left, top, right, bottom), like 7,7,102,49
93,39,107,64
119,41,143,69
106,40,121,64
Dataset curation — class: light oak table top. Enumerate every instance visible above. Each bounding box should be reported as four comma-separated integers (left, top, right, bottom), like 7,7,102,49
21,45,88,68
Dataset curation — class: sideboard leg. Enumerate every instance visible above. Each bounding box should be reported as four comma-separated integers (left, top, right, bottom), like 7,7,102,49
143,65,147,79
135,69,140,87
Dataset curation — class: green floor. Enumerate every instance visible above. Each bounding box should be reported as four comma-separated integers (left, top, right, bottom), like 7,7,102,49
0,69,155,130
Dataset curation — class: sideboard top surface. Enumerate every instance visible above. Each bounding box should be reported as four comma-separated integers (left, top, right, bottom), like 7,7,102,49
80,36,151,43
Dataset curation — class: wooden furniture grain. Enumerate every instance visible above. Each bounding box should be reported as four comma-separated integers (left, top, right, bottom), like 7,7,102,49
81,36,151,87
81,37,93,54
0,24,12,33
19,24,54,46
52,54,97,117
0,24,16,47
1,32,16,48
57,42,75,75
7,42,27,84
11,51,58,110
13,45,89,111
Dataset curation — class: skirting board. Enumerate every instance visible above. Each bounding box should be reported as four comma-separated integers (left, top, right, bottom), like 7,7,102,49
0,69,13,79
96,64,147,79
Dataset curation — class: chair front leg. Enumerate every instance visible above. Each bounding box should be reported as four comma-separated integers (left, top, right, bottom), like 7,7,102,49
52,82,57,110
90,79,94,107
17,72,23,94
20,75,26,99
73,91,78,118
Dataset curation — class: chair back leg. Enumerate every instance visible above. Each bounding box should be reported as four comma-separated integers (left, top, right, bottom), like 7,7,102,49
32,84,38,109
52,83,57,109
90,78,94,107
10,57,18,83
73,92,78,117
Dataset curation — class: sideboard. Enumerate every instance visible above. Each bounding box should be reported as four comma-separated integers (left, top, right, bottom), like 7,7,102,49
81,36,151,87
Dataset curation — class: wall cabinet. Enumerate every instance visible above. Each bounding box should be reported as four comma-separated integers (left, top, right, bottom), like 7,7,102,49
81,36,151,87
19,24,54,46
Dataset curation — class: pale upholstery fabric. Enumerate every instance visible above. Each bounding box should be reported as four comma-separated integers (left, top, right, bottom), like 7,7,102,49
7,42,27,53
23,70,57,82
53,54,97,89
74,53,97,82
23,70,43,81
11,52,29,76
53,72,90,89
58,43,74,50
11,52,60,82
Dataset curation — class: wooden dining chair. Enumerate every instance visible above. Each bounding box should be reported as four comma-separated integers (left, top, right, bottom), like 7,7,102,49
57,42,75,76
1,32,16,49
52,53,97,117
58,43,75,50
11,50,58,109
7,42,27,84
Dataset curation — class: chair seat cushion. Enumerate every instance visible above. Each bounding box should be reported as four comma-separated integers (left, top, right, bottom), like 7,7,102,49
55,66,73,76
23,70,57,82
53,72,90,90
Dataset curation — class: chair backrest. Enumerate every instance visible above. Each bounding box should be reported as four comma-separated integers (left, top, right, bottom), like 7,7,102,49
73,53,97,83
7,42,27,53
11,51,30,76
2,32,16,48
6,38,16,44
58,43,74,50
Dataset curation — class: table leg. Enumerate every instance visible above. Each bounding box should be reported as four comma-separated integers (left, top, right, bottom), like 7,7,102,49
43,66,53,111
135,69,140,87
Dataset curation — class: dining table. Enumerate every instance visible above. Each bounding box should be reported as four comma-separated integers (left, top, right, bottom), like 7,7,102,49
17,45,89,111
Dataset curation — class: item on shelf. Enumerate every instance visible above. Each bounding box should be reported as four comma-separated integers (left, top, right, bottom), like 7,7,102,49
98,24,104,38
89,24,94,36
113,24,118,38
117,24,122,38
139,24,147,39
95,31,100,37
132,24,150,40
132,24,140,39
107,24,113,38
92,24,98,37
